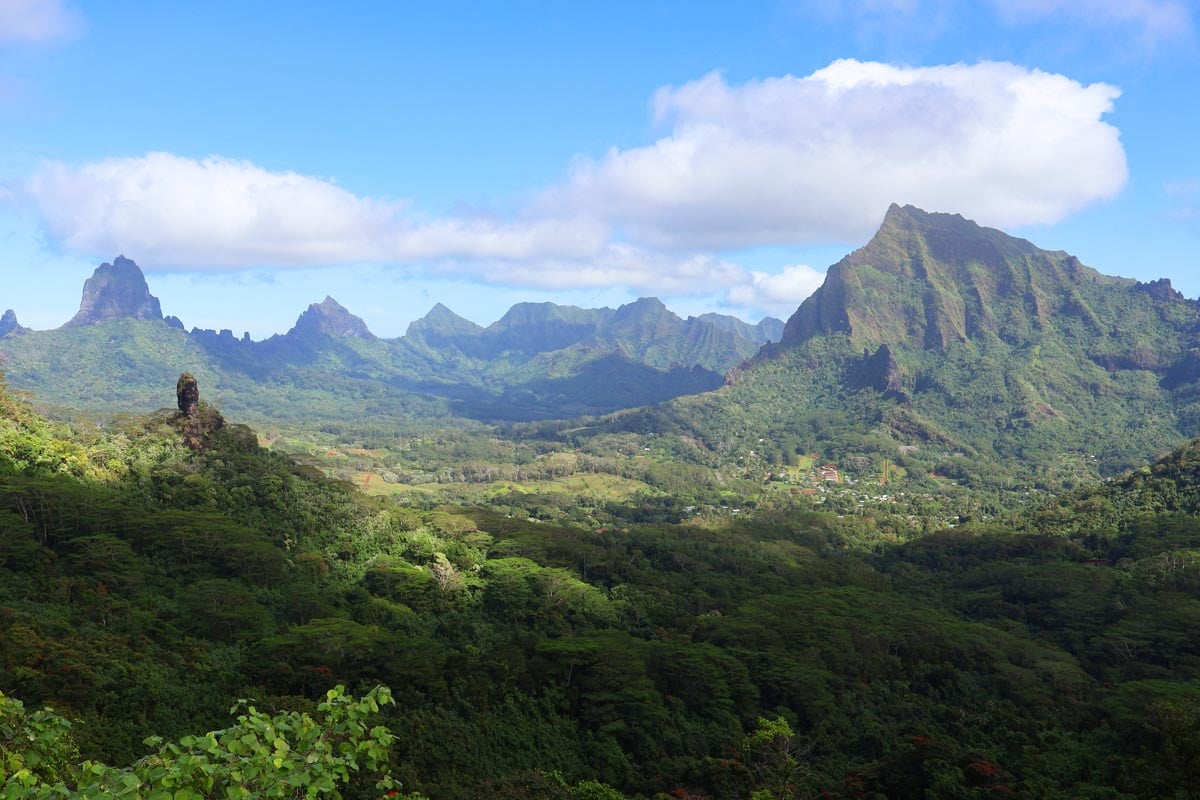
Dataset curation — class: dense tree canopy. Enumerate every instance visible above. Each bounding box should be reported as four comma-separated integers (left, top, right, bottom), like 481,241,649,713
1,370,1200,798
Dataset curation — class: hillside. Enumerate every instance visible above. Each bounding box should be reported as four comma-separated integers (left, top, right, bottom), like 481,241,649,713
598,205,1200,495
4,371,1200,797
0,260,781,425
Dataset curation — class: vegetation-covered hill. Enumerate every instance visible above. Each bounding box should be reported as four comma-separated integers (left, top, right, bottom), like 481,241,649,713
593,205,1200,499
6,206,1200,797
3,372,1200,798
0,261,781,426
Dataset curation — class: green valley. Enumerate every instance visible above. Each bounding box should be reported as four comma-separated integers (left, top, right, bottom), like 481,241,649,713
4,206,1200,798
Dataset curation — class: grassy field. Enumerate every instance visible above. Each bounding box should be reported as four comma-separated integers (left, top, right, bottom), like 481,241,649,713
353,470,660,503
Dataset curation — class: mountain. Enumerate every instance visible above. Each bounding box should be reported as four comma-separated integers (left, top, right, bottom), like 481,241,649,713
485,301,613,356
0,261,769,425
62,255,164,327
782,204,1141,351
287,296,376,340
605,204,1200,493
404,303,485,349
776,203,1199,379
695,312,784,345
0,310,27,338
456,297,764,371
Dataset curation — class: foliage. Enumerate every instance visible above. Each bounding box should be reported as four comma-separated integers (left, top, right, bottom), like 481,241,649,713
0,685,415,799
0,293,767,426
3,366,1200,798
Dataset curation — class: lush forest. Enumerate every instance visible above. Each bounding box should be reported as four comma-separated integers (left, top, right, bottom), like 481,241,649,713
2,368,1200,800
6,209,1200,798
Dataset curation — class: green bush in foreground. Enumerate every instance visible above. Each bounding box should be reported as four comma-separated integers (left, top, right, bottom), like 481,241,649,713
0,685,421,800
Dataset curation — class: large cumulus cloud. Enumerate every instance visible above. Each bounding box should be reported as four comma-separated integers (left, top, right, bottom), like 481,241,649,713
545,59,1126,249
24,60,1126,310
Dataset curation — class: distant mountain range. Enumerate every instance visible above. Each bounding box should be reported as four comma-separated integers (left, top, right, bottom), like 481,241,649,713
601,204,1200,490
6,203,1200,494
0,258,782,425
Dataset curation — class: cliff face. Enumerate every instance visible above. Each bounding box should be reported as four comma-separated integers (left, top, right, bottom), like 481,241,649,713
63,256,164,327
780,204,1129,352
0,310,27,338
846,343,905,398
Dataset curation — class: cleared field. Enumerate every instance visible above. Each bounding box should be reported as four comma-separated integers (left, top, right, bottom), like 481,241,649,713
353,471,660,502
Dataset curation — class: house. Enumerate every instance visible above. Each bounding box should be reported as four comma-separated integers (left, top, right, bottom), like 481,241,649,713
816,465,840,482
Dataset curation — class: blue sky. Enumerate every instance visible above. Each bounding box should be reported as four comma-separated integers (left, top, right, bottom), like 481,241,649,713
0,0,1197,337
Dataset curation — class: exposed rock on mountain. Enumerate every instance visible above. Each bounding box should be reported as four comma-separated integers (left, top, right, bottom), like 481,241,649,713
636,204,1200,488
173,372,226,451
0,257,772,423
781,204,1131,352
63,256,164,327
1137,277,1183,303
847,343,906,399
287,297,375,340
0,310,27,338
176,372,200,417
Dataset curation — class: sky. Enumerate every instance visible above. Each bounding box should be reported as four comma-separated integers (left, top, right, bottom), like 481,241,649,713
0,0,1197,338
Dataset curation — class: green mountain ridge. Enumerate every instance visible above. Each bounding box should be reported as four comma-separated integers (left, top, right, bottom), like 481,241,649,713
595,204,1200,494
696,311,784,345
0,265,782,425
782,204,1161,352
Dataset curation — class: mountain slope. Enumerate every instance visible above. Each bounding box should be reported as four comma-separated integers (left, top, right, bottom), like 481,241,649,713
6,369,1200,798
0,261,769,425
63,255,164,327
288,296,376,340
696,312,784,345
601,205,1200,493
0,311,27,338
782,204,1178,359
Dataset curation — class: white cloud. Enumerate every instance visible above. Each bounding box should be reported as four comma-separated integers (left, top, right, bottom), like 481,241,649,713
26,152,607,268
727,264,826,315
993,0,1193,47
24,152,744,297
438,245,748,297
0,0,80,43
543,60,1127,249
23,60,1129,304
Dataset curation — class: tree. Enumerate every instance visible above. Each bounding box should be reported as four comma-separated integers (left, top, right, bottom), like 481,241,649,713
0,685,421,799
742,717,804,800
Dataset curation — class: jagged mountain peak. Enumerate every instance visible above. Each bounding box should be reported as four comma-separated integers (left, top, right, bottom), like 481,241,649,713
63,255,164,327
780,204,1128,351
426,302,460,317
612,297,674,324
617,296,668,312
406,303,483,338
863,203,1044,274
289,296,375,340
608,299,681,341
0,310,26,338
